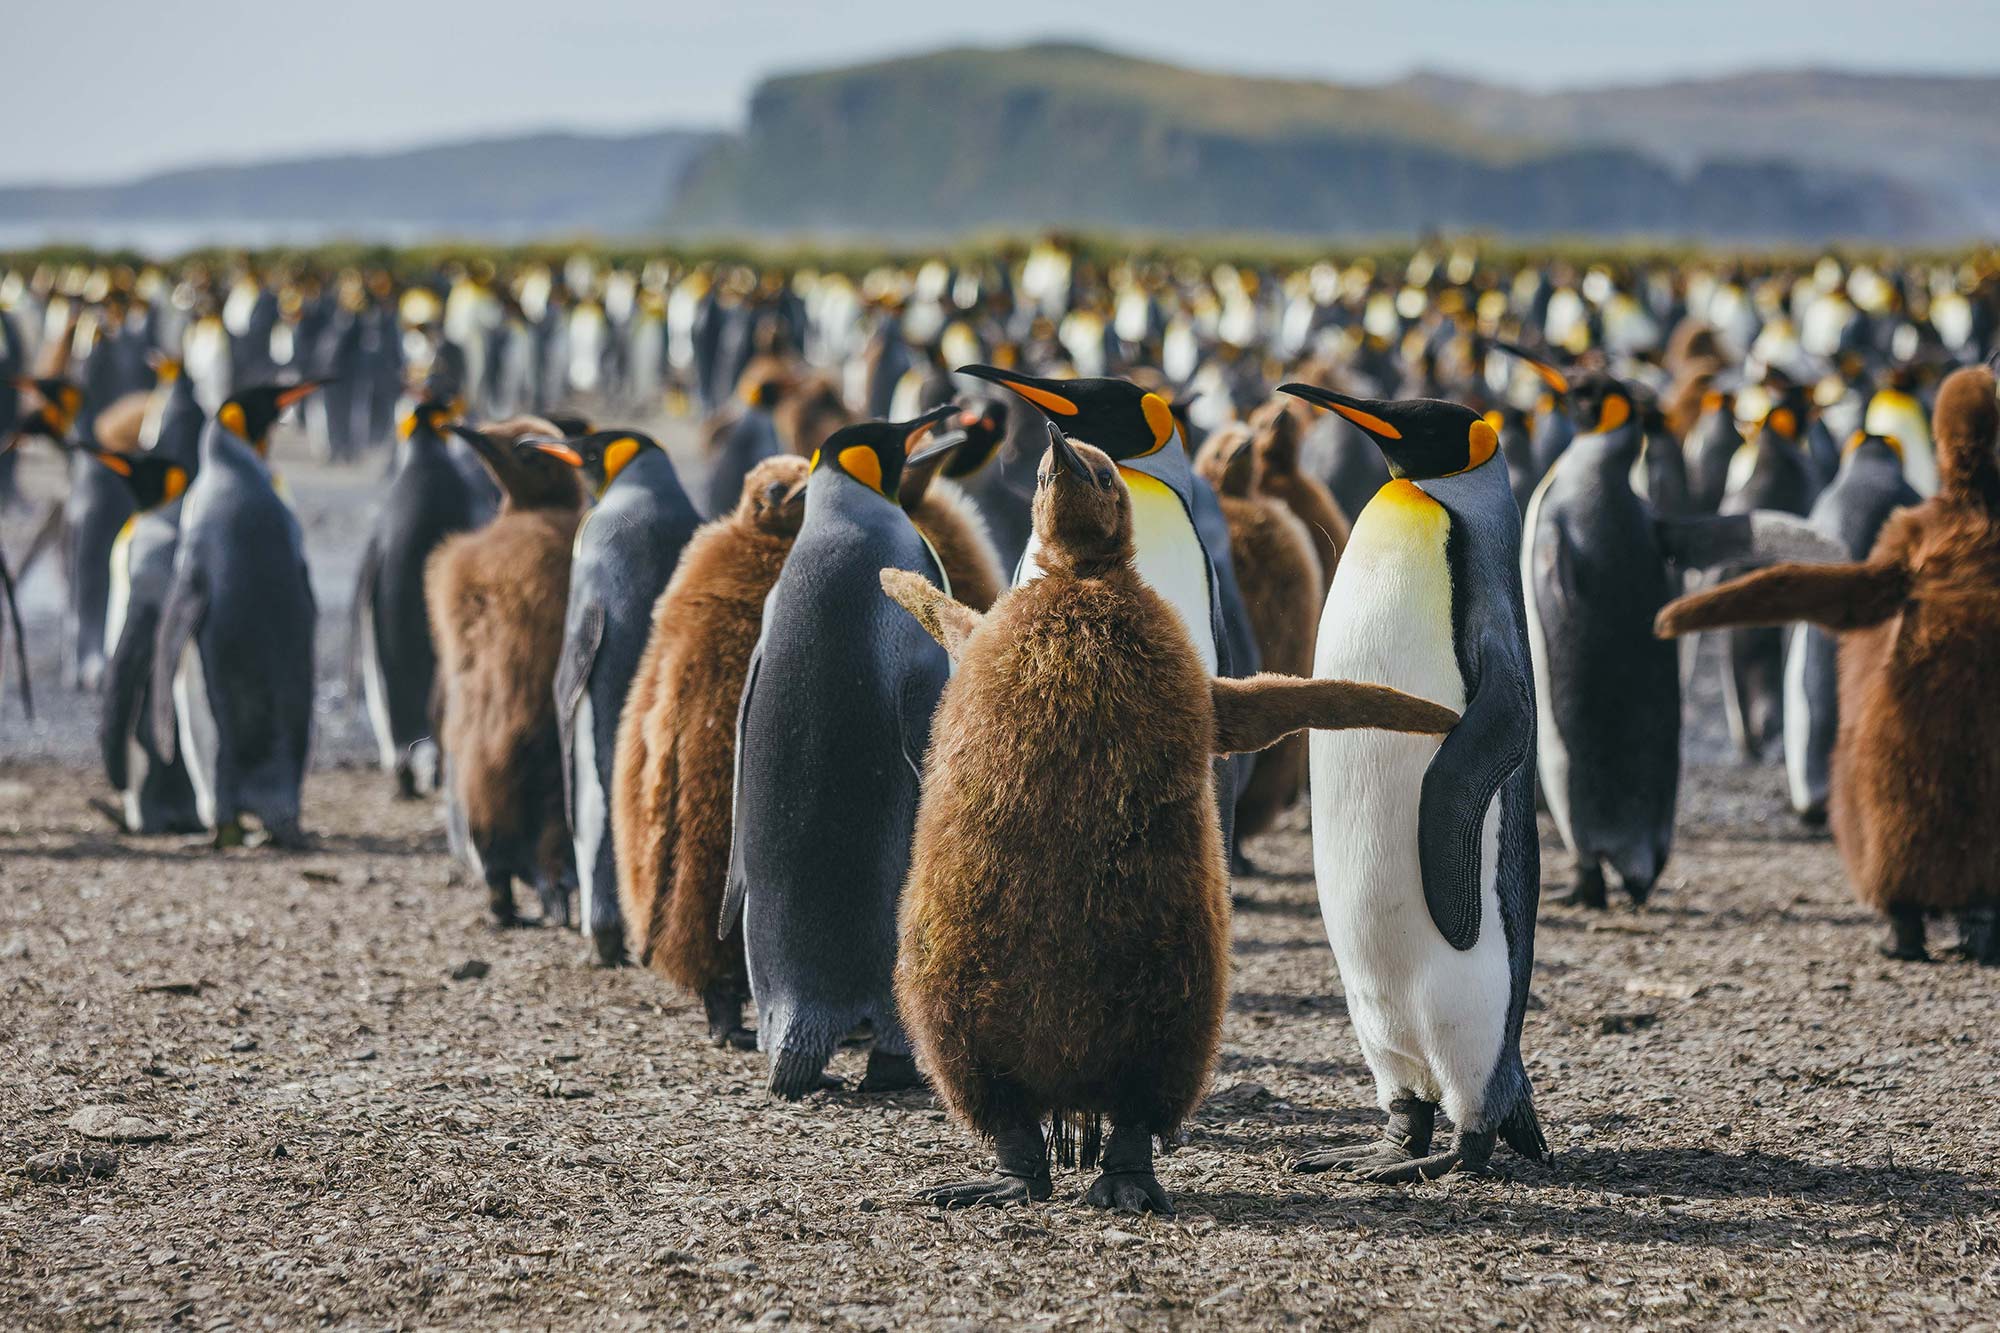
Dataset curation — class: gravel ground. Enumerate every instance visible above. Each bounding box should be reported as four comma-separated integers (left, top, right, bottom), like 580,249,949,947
2,429,1997,1330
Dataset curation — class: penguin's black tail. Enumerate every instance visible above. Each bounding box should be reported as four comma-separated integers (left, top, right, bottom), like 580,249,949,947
1500,1096,1552,1164
767,1043,833,1101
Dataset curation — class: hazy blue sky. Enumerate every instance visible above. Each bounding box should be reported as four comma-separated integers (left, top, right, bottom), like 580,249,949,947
5,0,1997,183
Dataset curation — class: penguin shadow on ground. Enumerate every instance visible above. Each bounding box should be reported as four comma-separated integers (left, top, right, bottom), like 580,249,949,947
1186,1068,1376,1156
1227,891,1321,921
1171,1145,1996,1246
310,827,451,858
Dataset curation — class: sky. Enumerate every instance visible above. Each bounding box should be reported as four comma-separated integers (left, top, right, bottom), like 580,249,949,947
4,0,1998,184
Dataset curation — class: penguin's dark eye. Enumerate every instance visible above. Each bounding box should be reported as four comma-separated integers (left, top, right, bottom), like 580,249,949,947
1095,469,1113,489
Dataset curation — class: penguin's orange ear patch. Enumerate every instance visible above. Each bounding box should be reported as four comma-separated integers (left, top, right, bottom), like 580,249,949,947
1326,401,1403,441
1464,418,1498,471
601,436,641,483
1140,392,1176,453
1767,407,1798,439
218,401,247,440
837,445,884,493
164,466,189,501
1596,394,1631,434
96,452,133,476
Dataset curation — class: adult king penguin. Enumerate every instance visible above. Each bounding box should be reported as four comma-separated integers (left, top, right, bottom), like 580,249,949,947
956,366,1259,855
530,428,702,967
153,381,326,848
352,396,482,800
1279,381,1551,1181
722,407,959,1098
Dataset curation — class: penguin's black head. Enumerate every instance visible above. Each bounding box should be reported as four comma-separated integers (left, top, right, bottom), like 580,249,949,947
1755,378,1812,445
739,454,811,537
218,380,326,456
450,417,584,511
81,447,190,511
524,429,662,498
1564,373,1638,438
1032,422,1132,570
8,376,83,442
941,400,1008,479
956,365,1182,462
811,404,959,504
1276,383,1498,482
546,412,593,438
399,397,459,443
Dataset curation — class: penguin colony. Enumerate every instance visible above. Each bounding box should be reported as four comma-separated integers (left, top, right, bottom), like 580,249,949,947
4,242,1999,1218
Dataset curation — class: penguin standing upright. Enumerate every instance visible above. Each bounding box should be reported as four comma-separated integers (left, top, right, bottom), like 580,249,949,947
1247,398,1347,592
613,455,809,1048
896,407,1008,613
530,429,703,967
1782,433,1917,824
721,407,959,1098
1657,367,2000,965
1684,390,1742,513
152,382,325,847
956,367,1257,853
882,425,1457,1214
352,396,483,799
1194,424,1324,849
1280,382,1551,1181
92,447,201,833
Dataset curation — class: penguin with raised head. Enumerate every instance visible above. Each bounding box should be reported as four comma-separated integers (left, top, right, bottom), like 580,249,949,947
721,406,959,1099
89,447,200,833
1782,433,1919,825
883,423,1457,1214
426,418,584,926
1194,423,1325,851
529,428,703,966
1246,397,1346,593
1278,381,1551,1181
1657,367,2000,965
896,406,1008,613
956,366,1258,854
152,381,325,847
352,396,483,800
1717,379,1821,760
613,455,809,1048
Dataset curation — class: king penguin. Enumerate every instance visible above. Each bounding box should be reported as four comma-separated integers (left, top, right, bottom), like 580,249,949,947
352,396,483,800
91,446,201,834
1278,381,1551,1181
722,406,959,1099
530,428,703,967
955,366,1258,856
153,381,326,847
1782,432,1918,825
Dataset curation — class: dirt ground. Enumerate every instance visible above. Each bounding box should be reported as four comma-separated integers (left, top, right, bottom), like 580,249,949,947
2,430,1997,1330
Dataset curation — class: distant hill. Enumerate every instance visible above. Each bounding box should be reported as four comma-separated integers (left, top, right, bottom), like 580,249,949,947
0,129,722,241
665,43,1946,242
1391,69,2000,232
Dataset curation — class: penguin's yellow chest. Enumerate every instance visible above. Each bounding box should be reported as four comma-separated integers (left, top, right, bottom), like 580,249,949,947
1317,479,1458,696
1118,467,1217,674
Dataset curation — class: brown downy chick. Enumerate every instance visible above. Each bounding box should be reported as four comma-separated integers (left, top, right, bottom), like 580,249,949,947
884,424,1457,1217
611,455,810,1048
424,416,584,927
1194,422,1325,844
1656,366,2000,963
898,407,1009,612
1248,397,1348,591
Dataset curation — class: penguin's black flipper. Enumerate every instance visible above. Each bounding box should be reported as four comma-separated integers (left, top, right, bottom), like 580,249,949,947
718,627,766,941
1210,674,1459,755
151,570,207,767
0,546,30,720
101,601,157,789
1654,511,1847,574
553,599,605,819
345,534,382,695
1417,631,1533,952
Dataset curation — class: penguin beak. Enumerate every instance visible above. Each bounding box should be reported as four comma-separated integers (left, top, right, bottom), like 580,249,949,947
1277,383,1404,443
898,402,962,452
956,364,1081,419
276,379,328,411
1225,432,1255,465
1046,421,1091,482
902,428,968,474
524,438,586,467
1488,341,1571,396
777,475,810,507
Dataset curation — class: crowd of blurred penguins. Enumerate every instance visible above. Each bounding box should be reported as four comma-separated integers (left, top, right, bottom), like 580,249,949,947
3,238,1998,1213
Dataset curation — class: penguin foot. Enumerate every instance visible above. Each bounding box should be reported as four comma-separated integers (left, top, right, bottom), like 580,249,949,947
393,765,419,801
1084,1169,1174,1215
1230,847,1262,878
1551,867,1608,910
1293,1140,1416,1174
85,798,131,833
1295,1095,1436,1174
702,989,758,1051
1879,908,1929,962
536,880,574,930
587,926,627,968
920,1172,1051,1209
1349,1130,1495,1185
211,821,247,850
1947,910,1998,966
258,822,310,852
858,1049,923,1094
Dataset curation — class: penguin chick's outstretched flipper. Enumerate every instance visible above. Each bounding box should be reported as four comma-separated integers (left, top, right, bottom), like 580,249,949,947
1210,675,1458,754
1420,627,1534,952
1654,511,1850,573
150,571,207,766
1655,561,1911,639
878,567,985,663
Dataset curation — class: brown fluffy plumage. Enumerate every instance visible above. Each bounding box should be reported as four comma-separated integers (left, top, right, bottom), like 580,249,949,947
774,373,853,458
425,418,583,922
1195,425,1324,839
889,438,1456,1192
611,455,808,1020
905,478,1007,612
1248,399,1347,591
1657,367,2000,931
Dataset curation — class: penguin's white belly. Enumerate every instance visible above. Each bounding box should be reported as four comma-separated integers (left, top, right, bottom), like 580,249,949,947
1309,482,1509,1126
1017,468,1216,672
573,694,606,931
1518,469,1575,854
1782,623,1814,813
174,644,220,829
105,521,136,659
356,590,397,771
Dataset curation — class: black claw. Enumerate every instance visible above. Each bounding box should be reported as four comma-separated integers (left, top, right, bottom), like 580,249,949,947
1084,1169,1174,1215
921,1173,1051,1209
858,1049,923,1093
1552,866,1608,910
